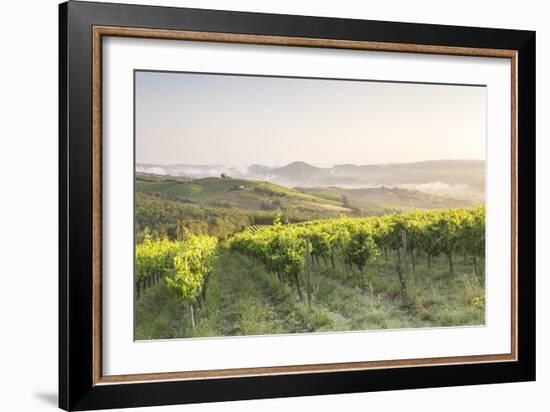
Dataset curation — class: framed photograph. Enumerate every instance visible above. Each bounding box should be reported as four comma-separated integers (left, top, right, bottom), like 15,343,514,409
59,1,535,410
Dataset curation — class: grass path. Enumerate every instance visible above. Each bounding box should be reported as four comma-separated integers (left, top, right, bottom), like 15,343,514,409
213,252,338,336
214,252,287,336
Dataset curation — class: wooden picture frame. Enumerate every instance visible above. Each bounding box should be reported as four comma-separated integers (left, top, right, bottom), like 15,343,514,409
59,1,535,410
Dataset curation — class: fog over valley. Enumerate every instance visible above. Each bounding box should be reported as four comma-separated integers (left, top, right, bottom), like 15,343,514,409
136,159,485,201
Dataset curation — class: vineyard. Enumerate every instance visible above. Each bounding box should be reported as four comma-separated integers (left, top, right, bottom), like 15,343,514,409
136,234,218,328
135,206,485,339
231,207,485,302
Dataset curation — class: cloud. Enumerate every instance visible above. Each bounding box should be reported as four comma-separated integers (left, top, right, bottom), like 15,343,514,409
136,166,169,175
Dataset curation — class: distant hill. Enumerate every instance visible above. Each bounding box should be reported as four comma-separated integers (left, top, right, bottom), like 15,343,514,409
136,174,475,213
300,186,476,211
268,160,484,200
137,159,485,201
274,161,321,179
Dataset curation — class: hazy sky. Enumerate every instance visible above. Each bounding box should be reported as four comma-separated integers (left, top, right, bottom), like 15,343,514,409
135,71,486,166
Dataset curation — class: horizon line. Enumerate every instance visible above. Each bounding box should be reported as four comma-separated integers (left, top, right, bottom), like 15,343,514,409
135,158,486,169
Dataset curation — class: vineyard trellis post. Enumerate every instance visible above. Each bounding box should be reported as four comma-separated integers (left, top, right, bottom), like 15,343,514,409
401,230,416,300
305,240,312,311
189,305,196,330
396,230,409,295
401,231,412,276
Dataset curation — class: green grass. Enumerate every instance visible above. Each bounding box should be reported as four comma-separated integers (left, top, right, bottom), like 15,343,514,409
135,181,203,197
135,249,484,340
253,182,343,206
134,274,186,340
135,178,254,201
135,176,350,213
310,253,484,330
135,251,333,339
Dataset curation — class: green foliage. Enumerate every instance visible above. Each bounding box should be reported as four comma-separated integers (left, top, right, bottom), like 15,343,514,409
135,192,339,241
165,234,218,306
231,206,485,284
338,217,379,274
136,234,218,313
135,236,179,284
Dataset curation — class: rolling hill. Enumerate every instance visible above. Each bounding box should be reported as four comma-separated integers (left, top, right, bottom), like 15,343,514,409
136,173,475,213
136,174,350,213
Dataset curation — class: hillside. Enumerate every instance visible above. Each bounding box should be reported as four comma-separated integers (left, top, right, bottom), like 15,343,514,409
300,186,476,211
136,174,350,213
136,173,474,213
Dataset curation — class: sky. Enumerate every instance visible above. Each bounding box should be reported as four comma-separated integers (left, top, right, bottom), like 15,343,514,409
135,71,486,167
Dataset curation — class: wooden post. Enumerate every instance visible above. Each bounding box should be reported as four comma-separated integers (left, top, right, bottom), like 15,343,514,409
189,305,196,330
294,275,303,301
394,249,406,293
399,231,410,295
305,240,312,311
447,251,454,275
401,231,410,277
202,276,209,300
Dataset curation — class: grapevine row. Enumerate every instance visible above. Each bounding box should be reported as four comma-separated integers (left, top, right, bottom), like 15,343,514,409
230,207,485,297
135,234,218,327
